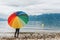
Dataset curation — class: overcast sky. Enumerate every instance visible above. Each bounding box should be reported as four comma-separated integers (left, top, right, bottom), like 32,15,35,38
0,0,60,18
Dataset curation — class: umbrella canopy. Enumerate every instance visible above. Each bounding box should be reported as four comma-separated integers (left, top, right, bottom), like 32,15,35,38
8,11,29,29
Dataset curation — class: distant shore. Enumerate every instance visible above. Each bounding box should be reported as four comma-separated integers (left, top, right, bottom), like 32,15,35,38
0,32,60,40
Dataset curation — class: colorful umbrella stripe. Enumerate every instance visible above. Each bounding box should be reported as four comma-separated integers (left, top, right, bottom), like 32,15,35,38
8,11,29,29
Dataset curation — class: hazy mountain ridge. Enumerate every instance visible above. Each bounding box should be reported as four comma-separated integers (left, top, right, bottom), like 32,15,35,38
0,13,60,21
0,18,7,21
29,13,60,28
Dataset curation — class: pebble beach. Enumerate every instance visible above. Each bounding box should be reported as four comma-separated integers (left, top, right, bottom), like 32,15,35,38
0,32,60,40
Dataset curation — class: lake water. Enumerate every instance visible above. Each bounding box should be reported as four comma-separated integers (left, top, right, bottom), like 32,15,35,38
0,21,60,32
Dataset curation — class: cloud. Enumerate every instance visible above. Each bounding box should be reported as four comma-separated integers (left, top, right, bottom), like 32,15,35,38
0,0,43,7
0,0,60,16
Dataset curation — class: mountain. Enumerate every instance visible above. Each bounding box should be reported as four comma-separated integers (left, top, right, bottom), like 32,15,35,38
1,13,60,28
0,18,7,21
29,13,60,28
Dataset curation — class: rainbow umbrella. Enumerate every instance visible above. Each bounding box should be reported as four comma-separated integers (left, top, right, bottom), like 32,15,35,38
8,11,29,29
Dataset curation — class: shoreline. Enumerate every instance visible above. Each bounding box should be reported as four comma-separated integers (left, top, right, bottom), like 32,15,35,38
0,32,60,40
